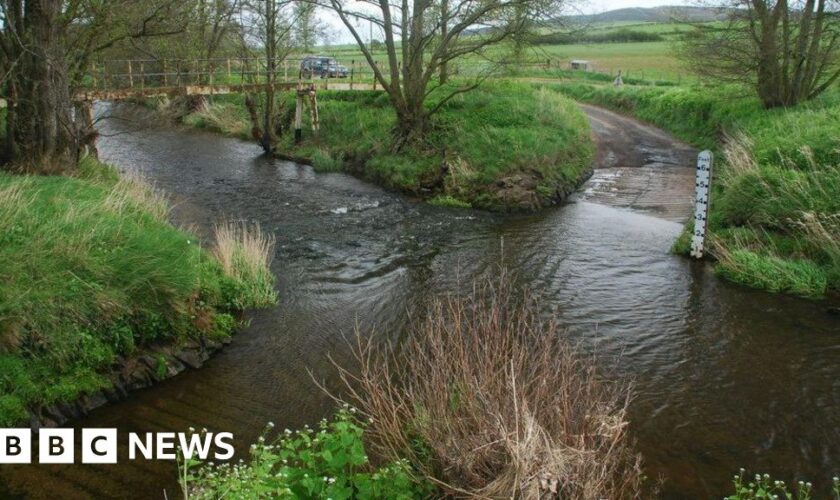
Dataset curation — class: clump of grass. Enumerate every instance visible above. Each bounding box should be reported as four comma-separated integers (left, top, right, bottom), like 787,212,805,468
428,194,472,208
311,148,344,172
184,99,251,139
713,239,828,298
212,222,278,308
800,212,840,285
103,169,169,222
329,273,644,498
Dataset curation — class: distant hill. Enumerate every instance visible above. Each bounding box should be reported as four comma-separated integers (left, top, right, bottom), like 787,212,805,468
566,6,728,24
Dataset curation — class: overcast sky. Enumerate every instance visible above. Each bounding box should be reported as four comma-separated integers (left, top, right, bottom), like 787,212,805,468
581,0,689,13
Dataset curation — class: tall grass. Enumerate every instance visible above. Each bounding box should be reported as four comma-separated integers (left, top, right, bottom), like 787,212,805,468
182,99,251,139
329,274,644,498
212,222,277,308
709,136,840,297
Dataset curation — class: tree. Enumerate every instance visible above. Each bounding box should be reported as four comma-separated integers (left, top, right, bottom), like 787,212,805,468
239,0,296,152
0,0,186,170
293,0,322,51
681,0,840,108
325,0,557,148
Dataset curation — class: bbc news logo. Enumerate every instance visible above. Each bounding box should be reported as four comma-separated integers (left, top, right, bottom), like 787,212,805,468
0,429,234,464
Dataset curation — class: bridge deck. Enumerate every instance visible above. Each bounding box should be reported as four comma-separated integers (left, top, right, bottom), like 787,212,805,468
75,81,378,101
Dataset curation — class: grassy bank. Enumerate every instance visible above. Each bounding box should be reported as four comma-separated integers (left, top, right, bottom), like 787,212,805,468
553,82,840,298
176,82,594,211
0,158,277,425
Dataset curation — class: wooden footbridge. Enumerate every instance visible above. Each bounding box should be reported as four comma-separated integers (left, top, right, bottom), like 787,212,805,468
74,57,381,101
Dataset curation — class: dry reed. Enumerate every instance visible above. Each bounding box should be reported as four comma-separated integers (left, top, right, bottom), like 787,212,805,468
212,221,277,307
328,273,645,499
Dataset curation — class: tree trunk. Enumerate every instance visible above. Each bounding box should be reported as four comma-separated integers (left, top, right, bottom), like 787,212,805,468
392,99,428,151
439,0,449,84
4,0,79,172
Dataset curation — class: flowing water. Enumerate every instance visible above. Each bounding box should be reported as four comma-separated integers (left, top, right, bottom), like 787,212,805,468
1,103,838,499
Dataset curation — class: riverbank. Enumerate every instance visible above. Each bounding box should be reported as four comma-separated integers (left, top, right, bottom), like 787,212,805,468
0,157,277,427
160,82,594,211
552,82,840,298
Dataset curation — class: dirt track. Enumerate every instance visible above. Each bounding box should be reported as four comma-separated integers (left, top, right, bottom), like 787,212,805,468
576,104,697,222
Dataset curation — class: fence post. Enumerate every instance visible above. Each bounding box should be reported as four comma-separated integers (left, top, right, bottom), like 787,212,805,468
128,60,134,88
350,60,355,89
284,59,288,82
690,151,714,259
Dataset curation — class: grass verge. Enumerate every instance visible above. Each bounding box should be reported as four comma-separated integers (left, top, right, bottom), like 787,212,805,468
552,81,840,298
172,82,594,212
0,157,277,425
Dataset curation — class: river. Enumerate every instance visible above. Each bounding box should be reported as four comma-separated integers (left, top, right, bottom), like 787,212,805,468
1,102,837,499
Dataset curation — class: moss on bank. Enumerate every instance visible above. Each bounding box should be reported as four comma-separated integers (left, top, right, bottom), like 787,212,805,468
176,82,594,211
0,158,277,425
552,82,840,298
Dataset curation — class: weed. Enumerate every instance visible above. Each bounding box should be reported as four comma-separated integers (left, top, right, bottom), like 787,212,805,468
180,409,432,499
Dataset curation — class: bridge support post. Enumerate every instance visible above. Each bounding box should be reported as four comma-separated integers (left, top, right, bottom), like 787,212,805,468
308,87,319,134
294,88,303,144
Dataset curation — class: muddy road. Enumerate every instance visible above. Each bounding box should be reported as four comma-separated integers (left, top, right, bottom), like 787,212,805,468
579,104,698,221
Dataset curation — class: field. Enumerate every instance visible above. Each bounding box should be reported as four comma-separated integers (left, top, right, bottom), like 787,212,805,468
319,21,698,83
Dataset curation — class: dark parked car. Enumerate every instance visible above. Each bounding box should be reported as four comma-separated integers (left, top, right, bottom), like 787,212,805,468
300,56,348,78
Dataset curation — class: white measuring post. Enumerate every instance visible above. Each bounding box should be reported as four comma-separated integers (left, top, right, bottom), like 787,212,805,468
691,150,714,258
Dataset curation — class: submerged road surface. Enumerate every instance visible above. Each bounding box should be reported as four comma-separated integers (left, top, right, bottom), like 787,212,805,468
1,103,838,500
578,104,697,222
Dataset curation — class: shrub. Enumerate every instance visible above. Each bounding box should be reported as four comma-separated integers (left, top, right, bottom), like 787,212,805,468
330,273,645,498
180,409,432,499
